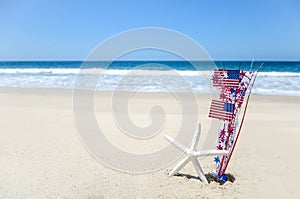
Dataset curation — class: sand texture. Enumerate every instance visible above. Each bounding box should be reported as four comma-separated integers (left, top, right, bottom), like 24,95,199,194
0,87,299,198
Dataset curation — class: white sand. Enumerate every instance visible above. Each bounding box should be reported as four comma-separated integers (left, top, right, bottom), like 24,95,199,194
0,87,299,198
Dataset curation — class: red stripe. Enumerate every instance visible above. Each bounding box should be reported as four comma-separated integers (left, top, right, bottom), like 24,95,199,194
209,113,233,121
213,79,239,88
209,110,232,116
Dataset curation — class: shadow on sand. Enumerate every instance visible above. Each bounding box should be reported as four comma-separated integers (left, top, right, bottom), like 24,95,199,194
174,173,236,185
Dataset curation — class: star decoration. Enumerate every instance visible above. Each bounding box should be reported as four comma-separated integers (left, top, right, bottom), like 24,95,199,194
222,71,228,78
240,71,246,78
165,123,229,184
230,88,236,94
214,156,221,163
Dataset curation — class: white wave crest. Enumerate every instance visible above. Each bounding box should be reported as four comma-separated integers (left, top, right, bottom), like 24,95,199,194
0,68,299,77
258,72,300,77
0,68,211,76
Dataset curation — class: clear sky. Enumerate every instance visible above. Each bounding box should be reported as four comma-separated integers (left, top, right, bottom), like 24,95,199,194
0,0,299,61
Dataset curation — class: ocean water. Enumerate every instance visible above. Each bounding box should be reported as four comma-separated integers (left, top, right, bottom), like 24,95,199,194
0,61,300,96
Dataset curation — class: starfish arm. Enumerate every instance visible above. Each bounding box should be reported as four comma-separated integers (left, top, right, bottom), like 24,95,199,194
190,122,201,151
191,149,229,157
168,156,190,176
164,135,188,153
191,158,208,184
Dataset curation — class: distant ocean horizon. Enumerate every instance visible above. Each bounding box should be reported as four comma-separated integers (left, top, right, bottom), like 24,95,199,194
0,61,300,96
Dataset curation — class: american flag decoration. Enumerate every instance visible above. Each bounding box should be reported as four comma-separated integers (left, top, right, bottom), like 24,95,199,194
212,69,241,88
208,100,235,121
209,65,262,179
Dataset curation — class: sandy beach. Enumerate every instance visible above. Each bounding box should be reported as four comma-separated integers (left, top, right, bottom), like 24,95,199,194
0,87,299,198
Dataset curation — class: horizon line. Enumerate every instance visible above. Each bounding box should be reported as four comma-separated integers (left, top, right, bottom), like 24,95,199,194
0,59,300,62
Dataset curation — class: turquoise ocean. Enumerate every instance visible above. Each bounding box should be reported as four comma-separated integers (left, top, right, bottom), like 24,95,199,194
0,61,300,96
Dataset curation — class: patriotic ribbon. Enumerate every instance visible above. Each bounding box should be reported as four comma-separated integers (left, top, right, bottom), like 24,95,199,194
209,68,260,176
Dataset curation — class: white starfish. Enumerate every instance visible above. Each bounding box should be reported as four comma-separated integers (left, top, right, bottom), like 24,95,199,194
164,123,229,184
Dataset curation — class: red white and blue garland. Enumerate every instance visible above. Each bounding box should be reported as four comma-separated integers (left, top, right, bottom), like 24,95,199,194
208,66,261,178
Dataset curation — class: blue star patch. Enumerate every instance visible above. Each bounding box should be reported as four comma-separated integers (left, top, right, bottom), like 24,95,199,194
214,156,220,163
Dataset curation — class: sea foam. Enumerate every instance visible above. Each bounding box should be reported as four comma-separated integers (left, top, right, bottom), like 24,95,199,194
0,68,299,96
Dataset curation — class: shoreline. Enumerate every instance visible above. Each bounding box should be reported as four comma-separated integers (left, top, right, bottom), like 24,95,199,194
1,86,300,98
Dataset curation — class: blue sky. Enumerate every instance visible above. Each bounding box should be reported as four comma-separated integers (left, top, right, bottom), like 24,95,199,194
0,0,299,60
